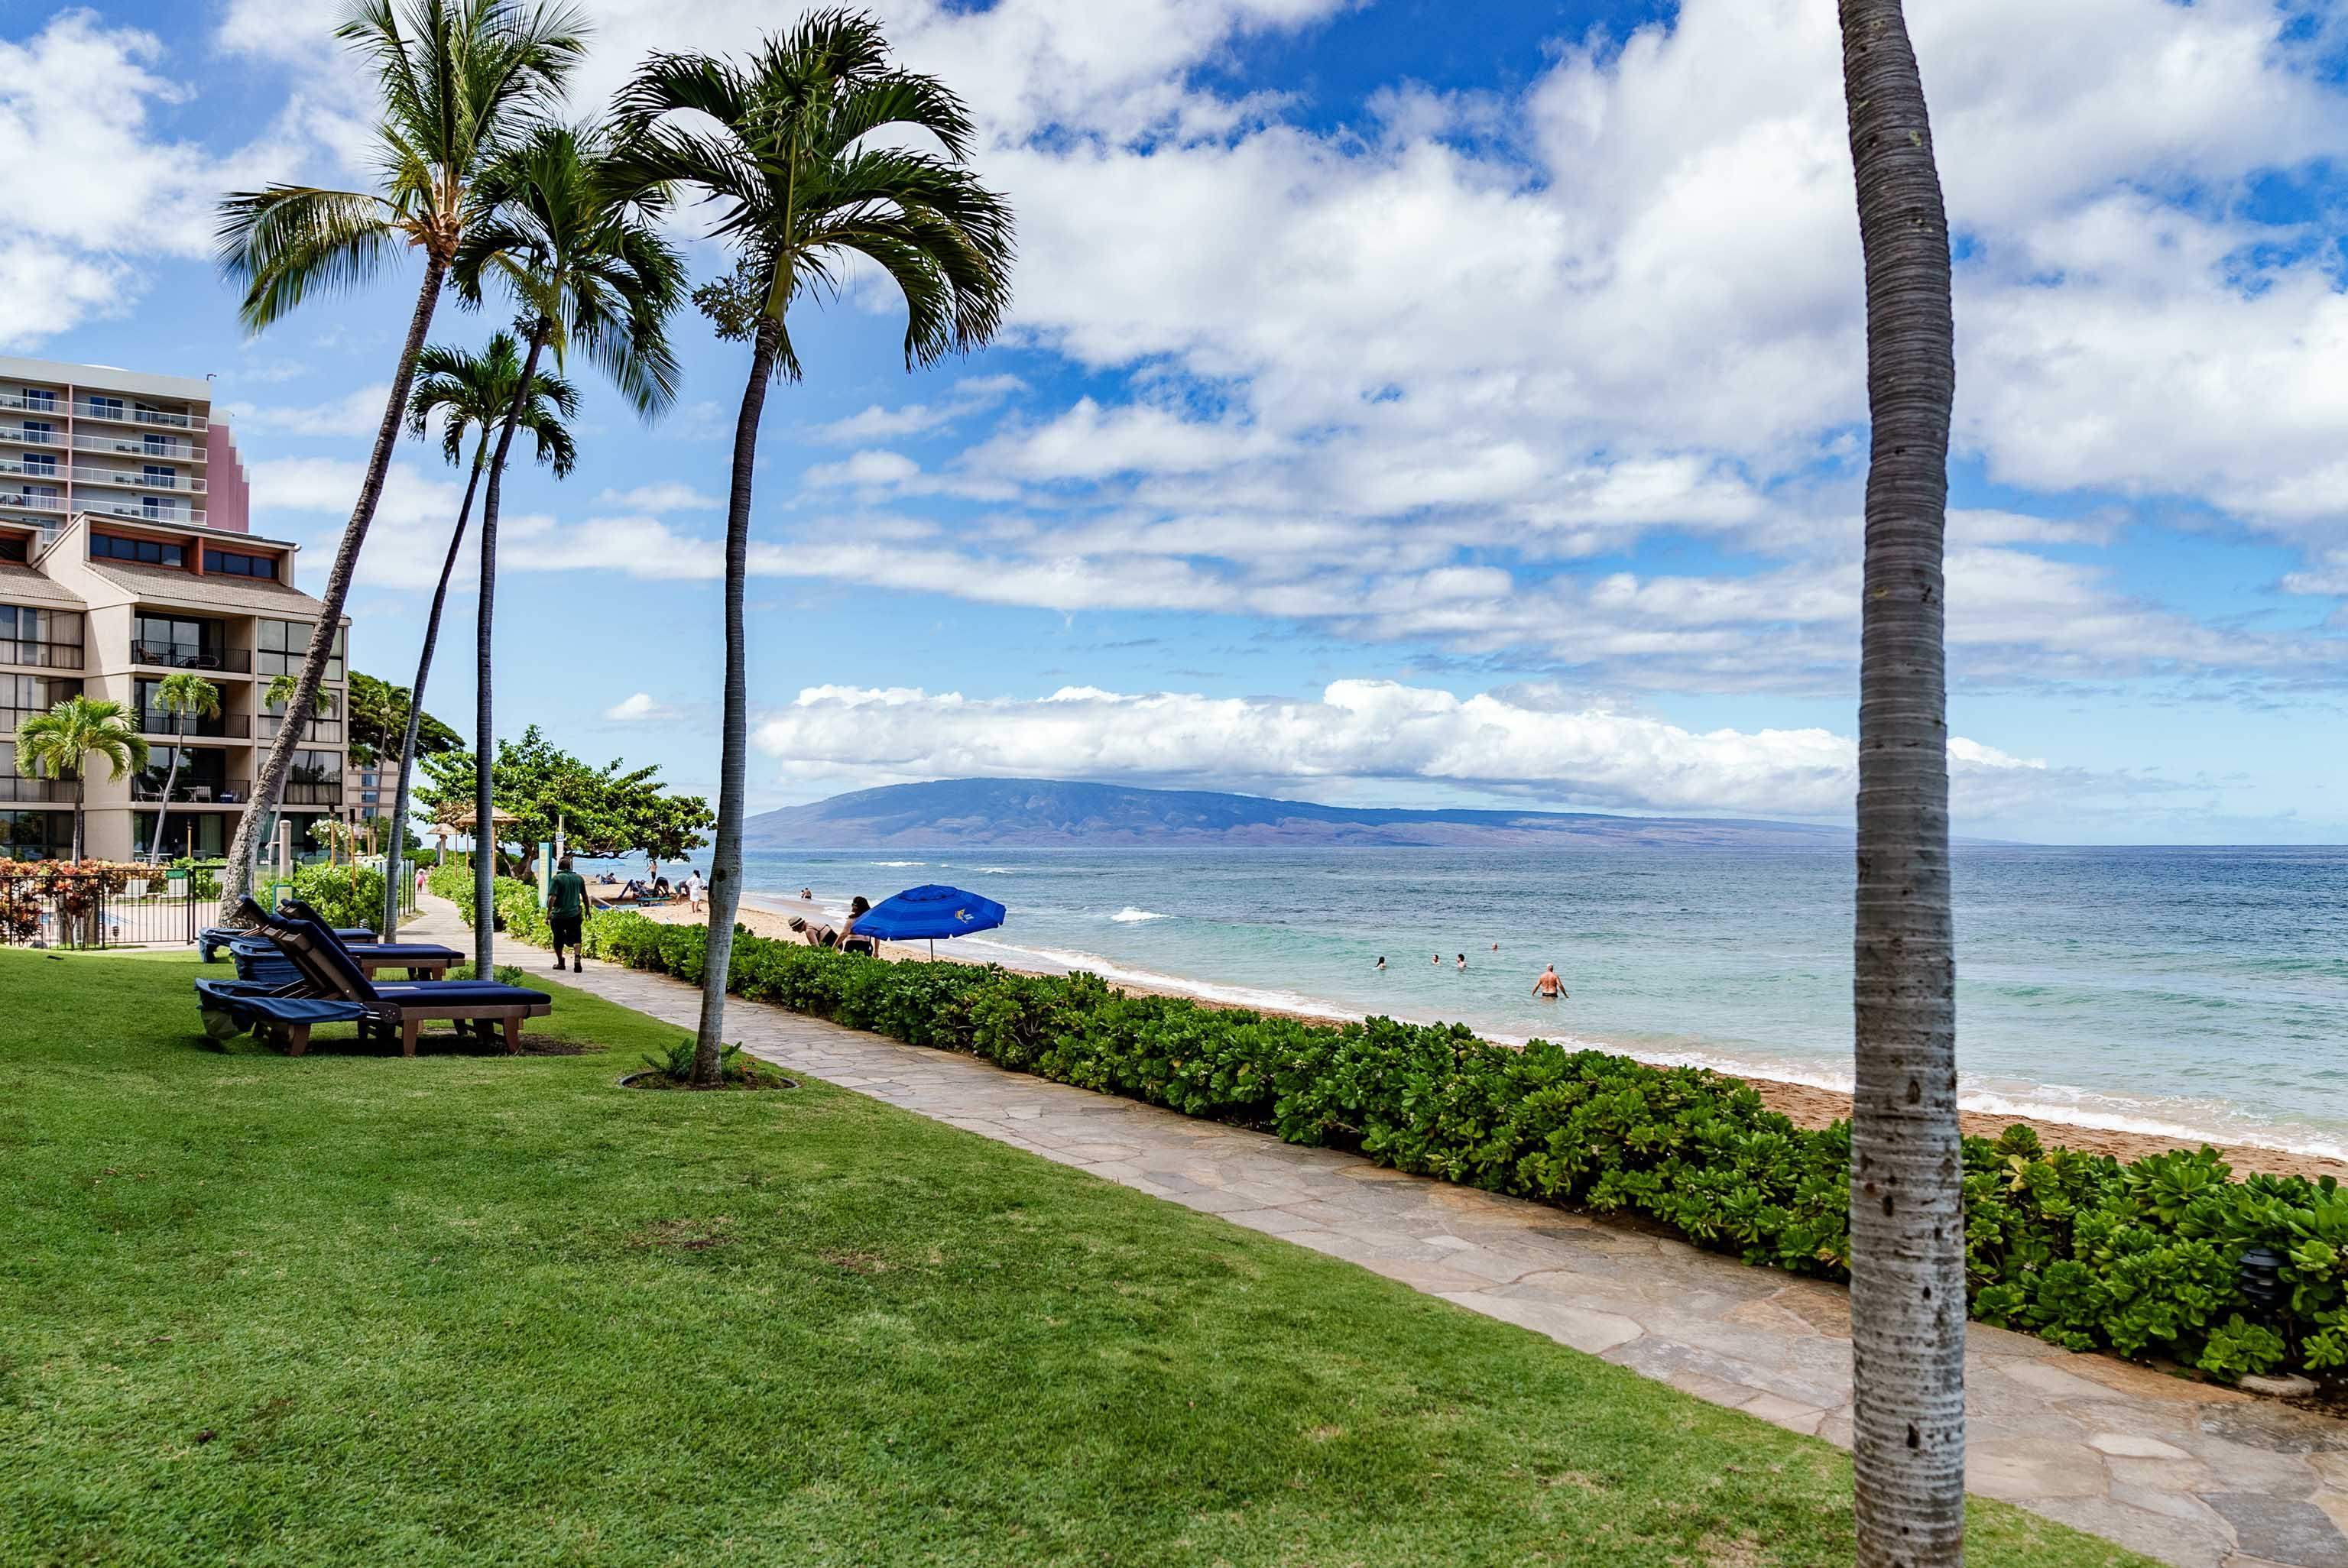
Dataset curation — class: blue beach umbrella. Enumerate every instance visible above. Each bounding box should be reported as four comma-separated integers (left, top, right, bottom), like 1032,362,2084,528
855,883,1007,958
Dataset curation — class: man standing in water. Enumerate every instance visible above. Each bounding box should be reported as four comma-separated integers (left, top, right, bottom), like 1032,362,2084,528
1533,964,1567,1000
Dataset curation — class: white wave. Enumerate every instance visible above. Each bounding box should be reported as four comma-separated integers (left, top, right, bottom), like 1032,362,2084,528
1109,906,1166,924
868,860,924,867
955,937,1355,1021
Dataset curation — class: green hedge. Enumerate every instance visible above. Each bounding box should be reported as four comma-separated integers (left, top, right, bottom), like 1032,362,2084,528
442,887,2345,1382
289,863,388,933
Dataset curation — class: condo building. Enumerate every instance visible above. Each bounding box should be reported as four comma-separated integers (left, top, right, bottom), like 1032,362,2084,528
0,355,352,862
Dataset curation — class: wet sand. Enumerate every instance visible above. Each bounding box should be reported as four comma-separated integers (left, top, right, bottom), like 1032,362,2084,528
602,890,2348,1183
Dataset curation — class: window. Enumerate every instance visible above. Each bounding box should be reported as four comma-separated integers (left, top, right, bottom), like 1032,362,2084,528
20,387,55,413
1,607,80,663
259,619,343,682
203,549,277,580
132,614,217,669
0,536,24,563
86,396,122,420
91,533,185,568
144,464,177,486
21,453,54,476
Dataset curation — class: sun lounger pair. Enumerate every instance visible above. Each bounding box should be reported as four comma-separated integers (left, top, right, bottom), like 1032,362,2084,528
195,899,550,1057
201,922,377,963
228,930,460,983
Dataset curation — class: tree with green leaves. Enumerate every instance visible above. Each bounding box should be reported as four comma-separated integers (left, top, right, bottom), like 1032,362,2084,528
376,334,579,935
349,669,465,767
12,697,149,863
415,725,709,878
144,673,222,864
614,9,1015,1083
448,120,685,972
211,0,586,912
1837,3,1964,1561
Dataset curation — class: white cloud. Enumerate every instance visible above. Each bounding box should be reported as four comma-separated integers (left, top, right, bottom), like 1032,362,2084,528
223,385,396,439
605,692,679,721
807,373,1028,443
595,481,718,512
751,679,2086,824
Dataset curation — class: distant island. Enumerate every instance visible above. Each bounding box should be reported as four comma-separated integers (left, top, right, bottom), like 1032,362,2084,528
743,777,1851,849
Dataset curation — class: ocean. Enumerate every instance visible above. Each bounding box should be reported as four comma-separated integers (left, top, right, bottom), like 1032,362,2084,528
718,844,2348,1161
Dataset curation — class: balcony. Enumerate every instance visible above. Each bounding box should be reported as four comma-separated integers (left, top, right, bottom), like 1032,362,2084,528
281,779,342,807
82,494,203,526
0,776,57,803
0,457,62,481
131,640,251,673
0,391,64,417
0,640,84,670
70,400,196,430
73,466,206,494
258,713,344,743
0,424,59,448
0,491,65,513
138,710,251,740
72,429,203,462
131,777,251,805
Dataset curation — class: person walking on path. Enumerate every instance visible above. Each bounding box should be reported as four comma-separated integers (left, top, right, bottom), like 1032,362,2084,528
548,854,592,972
1533,964,1567,1000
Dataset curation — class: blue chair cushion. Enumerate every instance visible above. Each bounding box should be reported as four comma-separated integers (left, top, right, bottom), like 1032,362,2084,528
374,981,552,1006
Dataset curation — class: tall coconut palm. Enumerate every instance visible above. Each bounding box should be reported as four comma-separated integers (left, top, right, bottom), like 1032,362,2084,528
1837,3,1962,1562
211,0,585,912
145,673,222,863
378,334,580,936
614,10,1014,1084
449,120,684,972
13,698,148,863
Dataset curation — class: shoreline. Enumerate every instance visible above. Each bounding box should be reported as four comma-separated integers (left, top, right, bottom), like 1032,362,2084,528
598,889,2348,1183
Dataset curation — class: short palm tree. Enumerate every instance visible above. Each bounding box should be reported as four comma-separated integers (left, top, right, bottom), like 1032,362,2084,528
614,8,1014,1084
449,119,684,971
13,698,149,863
145,673,222,863
1835,2,1963,1562
211,0,585,910
378,333,579,937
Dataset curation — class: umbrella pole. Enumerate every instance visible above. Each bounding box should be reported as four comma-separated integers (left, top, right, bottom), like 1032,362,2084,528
928,938,936,962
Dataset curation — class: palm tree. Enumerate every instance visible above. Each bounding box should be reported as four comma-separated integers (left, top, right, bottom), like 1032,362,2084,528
211,0,585,912
13,698,149,863
614,9,1014,1084
449,120,684,973
378,334,580,937
145,673,222,863
1837,3,1962,1563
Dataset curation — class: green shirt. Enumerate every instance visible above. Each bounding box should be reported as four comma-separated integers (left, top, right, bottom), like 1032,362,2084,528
547,870,588,919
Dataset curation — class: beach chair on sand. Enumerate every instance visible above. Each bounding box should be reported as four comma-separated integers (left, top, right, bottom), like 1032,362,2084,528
196,899,550,1057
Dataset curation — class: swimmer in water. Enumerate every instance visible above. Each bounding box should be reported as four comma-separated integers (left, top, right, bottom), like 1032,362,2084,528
1375,955,1386,971
1456,952,1468,971
1533,964,1567,999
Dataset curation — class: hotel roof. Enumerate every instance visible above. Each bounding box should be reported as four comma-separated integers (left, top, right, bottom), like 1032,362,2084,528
0,354,215,404
83,558,334,619
0,562,83,604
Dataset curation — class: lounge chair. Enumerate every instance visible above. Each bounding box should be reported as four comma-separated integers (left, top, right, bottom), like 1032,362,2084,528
201,921,378,963
271,898,460,978
229,935,459,983
201,899,550,1057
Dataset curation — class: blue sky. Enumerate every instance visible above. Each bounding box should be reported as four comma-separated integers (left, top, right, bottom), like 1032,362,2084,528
7,0,2345,843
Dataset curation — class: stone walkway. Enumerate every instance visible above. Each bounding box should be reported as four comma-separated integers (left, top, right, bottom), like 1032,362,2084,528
415,896,2348,1568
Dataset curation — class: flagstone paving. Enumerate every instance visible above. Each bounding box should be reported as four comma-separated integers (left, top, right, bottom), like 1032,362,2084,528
416,896,2348,1567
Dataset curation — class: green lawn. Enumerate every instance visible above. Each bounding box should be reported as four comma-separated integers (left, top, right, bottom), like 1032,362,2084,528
2,948,2149,1568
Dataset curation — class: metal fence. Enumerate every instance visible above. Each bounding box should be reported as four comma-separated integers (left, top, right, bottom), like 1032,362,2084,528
0,870,207,950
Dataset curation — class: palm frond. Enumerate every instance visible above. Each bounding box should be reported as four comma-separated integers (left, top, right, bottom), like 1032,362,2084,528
215,186,402,332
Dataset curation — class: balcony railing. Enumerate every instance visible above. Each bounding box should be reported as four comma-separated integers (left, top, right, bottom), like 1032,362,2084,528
0,426,59,448
131,641,250,673
72,430,202,462
71,400,196,430
281,779,342,807
258,714,342,743
131,777,249,804
83,495,203,526
72,466,206,494
0,457,61,481
0,491,65,513
0,392,63,416
0,776,57,803
138,710,251,740
0,641,84,670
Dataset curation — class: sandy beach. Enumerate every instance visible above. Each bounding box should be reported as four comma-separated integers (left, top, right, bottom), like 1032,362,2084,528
598,889,2348,1183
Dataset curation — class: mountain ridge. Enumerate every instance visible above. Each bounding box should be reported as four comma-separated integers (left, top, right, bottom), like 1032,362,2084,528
742,777,1852,849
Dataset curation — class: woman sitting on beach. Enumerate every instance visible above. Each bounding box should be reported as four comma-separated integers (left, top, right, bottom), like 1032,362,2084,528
841,896,876,956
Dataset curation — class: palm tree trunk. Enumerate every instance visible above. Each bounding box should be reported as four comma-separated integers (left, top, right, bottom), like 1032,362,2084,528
691,316,780,1085
381,444,488,937
222,254,448,915
1838,4,1961,1564
471,319,552,974
72,770,84,864
152,721,185,864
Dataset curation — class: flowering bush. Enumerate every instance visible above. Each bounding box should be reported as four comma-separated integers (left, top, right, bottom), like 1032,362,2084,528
0,860,146,944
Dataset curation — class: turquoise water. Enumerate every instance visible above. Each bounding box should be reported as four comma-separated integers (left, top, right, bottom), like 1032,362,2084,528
725,845,2348,1158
